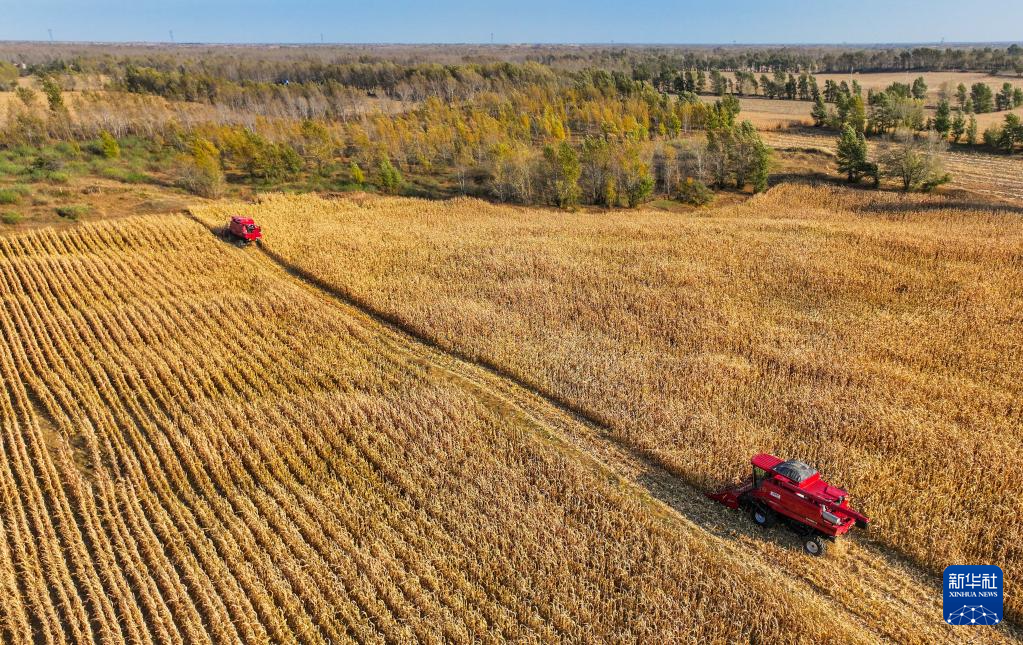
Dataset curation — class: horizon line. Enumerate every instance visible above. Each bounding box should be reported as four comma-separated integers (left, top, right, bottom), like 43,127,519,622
2,39,1022,48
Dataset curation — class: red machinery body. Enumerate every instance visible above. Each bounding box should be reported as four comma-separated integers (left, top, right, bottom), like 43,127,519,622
707,453,869,554
228,216,262,243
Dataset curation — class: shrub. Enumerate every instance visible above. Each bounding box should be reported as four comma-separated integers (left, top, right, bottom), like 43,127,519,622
1,212,21,225
55,141,81,158
624,174,654,208
123,170,151,184
98,131,121,159
237,137,302,182
31,155,63,173
29,155,72,183
983,126,1001,148
177,137,225,197
675,177,714,206
40,75,64,112
178,160,224,197
0,189,22,204
14,86,36,108
99,165,126,181
349,161,365,185
100,166,151,184
0,61,16,86
878,131,951,192
2,113,48,147
177,138,224,198
0,159,26,175
377,158,403,194
54,204,91,220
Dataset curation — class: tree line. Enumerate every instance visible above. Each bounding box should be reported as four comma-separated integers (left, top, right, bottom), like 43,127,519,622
7,42,1023,82
808,76,1023,154
103,55,1023,158
13,43,1023,206
2,60,773,207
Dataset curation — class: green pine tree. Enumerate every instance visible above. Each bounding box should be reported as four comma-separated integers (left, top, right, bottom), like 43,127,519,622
99,131,120,159
933,100,952,138
377,158,402,194
836,124,869,183
40,75,64,112
966,115,978,145
911,77,928,100
349,161,365,185
950,110,966,143
811,95,828,127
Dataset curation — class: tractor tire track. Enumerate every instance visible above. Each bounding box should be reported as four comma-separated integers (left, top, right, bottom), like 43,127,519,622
190,213,1020,644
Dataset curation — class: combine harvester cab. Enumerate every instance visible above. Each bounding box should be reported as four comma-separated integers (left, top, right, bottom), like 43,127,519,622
227,216,263,245
708,453,870,556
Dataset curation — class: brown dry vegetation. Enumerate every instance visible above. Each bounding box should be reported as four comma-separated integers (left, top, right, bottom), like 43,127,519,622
0,89,218,129
192,187,1023,628
0,214,923,643
763,130,1023,203
0,83,411,130
721,97,814,129
0,176,192,230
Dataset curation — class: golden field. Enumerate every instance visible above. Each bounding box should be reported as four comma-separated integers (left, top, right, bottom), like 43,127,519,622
193,186,1023,629
0,214,932,643
0,183,1018,642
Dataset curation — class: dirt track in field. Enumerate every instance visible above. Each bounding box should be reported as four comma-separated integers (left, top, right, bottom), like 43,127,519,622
199,216,1023,644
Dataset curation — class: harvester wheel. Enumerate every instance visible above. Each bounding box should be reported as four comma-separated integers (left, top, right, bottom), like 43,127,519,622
803,535,827,557
751,506,776,529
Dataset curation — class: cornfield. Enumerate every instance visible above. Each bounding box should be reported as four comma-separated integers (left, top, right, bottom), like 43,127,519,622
193,185,1023,634
0,214,954,643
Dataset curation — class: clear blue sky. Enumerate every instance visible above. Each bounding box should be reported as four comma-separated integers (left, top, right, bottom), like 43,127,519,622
1,1,1021,45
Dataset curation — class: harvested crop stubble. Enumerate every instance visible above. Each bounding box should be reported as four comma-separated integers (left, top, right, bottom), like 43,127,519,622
194,186,1023,622
0,215,881,642
762,130,1023,203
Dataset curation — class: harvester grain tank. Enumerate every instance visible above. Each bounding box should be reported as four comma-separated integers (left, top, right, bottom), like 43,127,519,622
707,453,870,556
227,216,262,244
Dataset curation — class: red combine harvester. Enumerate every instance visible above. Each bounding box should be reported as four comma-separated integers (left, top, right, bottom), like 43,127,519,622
707,453,870,556
227,216,262,245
